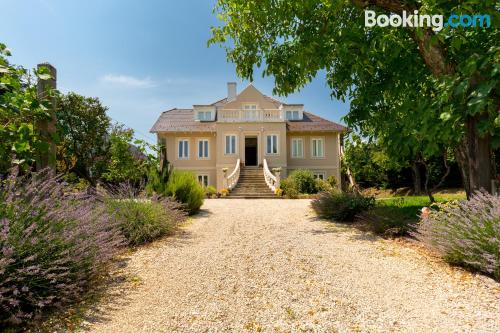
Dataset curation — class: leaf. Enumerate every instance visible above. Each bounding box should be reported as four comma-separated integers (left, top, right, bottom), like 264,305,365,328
440,112,451,121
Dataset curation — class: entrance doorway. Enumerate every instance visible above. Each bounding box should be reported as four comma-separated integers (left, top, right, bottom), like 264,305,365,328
245,137,258,166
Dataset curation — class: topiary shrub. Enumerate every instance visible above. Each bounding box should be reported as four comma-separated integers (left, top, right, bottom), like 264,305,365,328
413,191,500,281
165,170,204,215
0,169,124,326
311,191,375,222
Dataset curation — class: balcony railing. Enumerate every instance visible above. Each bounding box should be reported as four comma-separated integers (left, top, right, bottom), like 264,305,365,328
217,109,283,122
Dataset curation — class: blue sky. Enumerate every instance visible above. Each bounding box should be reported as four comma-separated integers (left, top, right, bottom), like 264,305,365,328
1,0,349,144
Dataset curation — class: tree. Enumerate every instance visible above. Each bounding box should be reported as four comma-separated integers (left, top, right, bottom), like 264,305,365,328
56,92,110,184
101,125,148,185
0,43,53,175
210,0,499,196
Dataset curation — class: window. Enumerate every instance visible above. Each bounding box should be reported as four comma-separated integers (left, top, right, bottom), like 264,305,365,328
313,172,326,180
243,104,257,110
197,175,209,187
291,138,303,158
243,104,258,120
178,139,189,159
311,138,324,158
198,139,209,159
197,111,211,121
285,110,300,120
225,135,236,155
266,135,278,155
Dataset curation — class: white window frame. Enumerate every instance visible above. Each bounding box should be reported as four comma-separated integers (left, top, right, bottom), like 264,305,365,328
311,137,325,159
197,111,212,121
313,172,326,180
197,174,209,187
224,134,237,155
197,138,209,159
177,138,189,160
243,104,257,110
291,137,304,158
285,110,300,120
265,134,279,156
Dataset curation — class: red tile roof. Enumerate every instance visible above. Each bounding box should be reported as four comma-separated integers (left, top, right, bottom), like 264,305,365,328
150,108,216,133
286,112,347,132
150,109,347,133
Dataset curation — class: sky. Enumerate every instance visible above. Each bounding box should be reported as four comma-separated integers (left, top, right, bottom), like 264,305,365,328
1,0,349,144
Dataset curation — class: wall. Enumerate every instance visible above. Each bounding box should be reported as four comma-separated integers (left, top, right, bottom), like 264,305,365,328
158,132,217,188
285,132,341,185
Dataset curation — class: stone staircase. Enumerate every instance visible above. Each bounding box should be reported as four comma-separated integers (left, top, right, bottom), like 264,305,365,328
227,166,278,199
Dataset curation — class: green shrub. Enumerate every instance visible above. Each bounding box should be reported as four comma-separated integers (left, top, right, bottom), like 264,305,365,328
311,191,375,222
165,170,204,214
315,179,333,192
280,177,299,198
414,191,499,280
290,169,317,194
326,175,337,188
205,185,217,198
280,169,318,197
107,198,187,246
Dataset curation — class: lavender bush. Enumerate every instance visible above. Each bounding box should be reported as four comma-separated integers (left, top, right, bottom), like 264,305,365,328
0,169,124,326
414,191,499,280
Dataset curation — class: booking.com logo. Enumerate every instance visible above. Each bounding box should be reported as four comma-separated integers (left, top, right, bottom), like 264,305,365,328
365,10,491,31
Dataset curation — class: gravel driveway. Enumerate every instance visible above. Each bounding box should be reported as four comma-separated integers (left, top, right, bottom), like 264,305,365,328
84,199,499,333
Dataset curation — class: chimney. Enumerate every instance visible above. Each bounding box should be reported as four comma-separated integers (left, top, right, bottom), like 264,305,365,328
227,82,237,101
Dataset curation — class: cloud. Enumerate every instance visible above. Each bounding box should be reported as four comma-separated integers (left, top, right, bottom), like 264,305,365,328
100,74,156,88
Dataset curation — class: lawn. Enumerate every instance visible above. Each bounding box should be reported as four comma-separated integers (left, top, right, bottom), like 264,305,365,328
355,190,467,237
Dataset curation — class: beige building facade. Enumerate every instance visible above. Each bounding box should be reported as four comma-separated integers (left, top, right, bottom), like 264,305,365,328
151,83,347,190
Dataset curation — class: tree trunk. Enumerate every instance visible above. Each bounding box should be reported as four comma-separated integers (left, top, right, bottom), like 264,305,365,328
455,141,471,198
411,161,422,195
465,113,492,194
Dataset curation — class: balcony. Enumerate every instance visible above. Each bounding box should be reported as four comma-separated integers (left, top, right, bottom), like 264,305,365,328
217,109,283,122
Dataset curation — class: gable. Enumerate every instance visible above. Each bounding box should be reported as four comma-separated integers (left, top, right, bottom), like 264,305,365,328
222,84,280,110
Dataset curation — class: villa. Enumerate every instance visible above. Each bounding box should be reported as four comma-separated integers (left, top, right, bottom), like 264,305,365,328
150,83,347,197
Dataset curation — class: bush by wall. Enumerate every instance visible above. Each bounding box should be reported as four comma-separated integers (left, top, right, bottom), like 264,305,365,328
413,191,499,281
165,170,204,215
280,169,319,198
0,170,124,326
311,191,375,222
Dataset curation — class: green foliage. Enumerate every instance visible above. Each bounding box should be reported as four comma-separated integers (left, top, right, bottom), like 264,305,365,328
0,43,52,174
311,191,375,222
210,0,499,193
279,177,299,198
101,125,147,184
165,170,205,215
315,179,333,192
106,198,186,246
281,169,318,197
205,185,217,198
326,175,337,188
56,92,110,183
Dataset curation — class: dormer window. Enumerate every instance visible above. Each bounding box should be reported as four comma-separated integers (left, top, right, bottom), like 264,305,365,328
197,111,212,121
285,110,300,120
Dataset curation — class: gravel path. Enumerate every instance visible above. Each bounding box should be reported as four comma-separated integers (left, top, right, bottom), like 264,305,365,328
84,199,499,333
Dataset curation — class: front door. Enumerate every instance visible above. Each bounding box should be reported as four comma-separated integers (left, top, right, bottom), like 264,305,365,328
245,137,258,166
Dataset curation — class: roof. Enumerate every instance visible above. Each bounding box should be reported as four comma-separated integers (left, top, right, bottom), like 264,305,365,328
150,109,347,133
150,108,216,133
286,112,347,132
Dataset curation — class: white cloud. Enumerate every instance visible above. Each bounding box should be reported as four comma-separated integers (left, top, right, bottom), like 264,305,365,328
100,74,156,88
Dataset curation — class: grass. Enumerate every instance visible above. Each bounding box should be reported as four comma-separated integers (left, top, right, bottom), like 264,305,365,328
355,191,466,237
